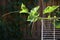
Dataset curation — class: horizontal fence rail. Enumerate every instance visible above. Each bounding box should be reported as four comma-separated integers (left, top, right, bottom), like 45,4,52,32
41,17,60,40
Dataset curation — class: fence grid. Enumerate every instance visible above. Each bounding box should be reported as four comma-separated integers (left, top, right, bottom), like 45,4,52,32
41,17,60,40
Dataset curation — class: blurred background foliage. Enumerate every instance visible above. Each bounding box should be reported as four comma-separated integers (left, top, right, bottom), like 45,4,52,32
0,0,38,40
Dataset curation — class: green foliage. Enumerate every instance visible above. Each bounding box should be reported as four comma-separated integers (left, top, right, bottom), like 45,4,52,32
20,4,40,22
47,15,51,19
20,3,28,13
29,6,39,14
27,6,40,22
55,21,60,28
20,4,60,29
54,16,57,18
43,6,60,29
27,12,39,22
43,6,59,14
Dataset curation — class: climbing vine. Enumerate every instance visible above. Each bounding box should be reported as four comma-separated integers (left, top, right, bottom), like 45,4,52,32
20,3,60,28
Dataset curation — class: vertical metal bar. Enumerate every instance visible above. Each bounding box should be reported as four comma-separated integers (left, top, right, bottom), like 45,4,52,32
53,19,55,40
41,19,43,40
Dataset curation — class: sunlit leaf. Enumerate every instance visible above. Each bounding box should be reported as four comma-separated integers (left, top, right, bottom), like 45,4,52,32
27,12,39,22
54,16,57,18
43,6,59,14
20,3,28,13
27,6,40,22
48,15,51,19
30,6,40,15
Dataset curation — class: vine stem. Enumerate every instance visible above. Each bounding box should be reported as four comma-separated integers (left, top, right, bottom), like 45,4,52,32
1,11,19,18
1,11,29,18
38,17,60,20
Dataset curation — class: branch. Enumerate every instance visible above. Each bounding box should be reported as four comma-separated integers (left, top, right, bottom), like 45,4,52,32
1,11,19,18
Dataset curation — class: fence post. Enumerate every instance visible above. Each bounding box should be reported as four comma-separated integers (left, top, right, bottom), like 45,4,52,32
53,19,55,40
41,19,44,40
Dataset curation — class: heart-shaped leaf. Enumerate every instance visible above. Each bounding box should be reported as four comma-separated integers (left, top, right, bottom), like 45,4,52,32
27,6,40,22
20,3,28,13
27,12,39,22
43,6,59,14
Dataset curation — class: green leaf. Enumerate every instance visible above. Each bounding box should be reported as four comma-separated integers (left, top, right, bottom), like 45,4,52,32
20,3,28,13
30,6,40,15
54,16,57,18
43,6,59,14
27,12,39,22
27,16,37,22
27,6,40,22
55,21,60,28
48,15,51,19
